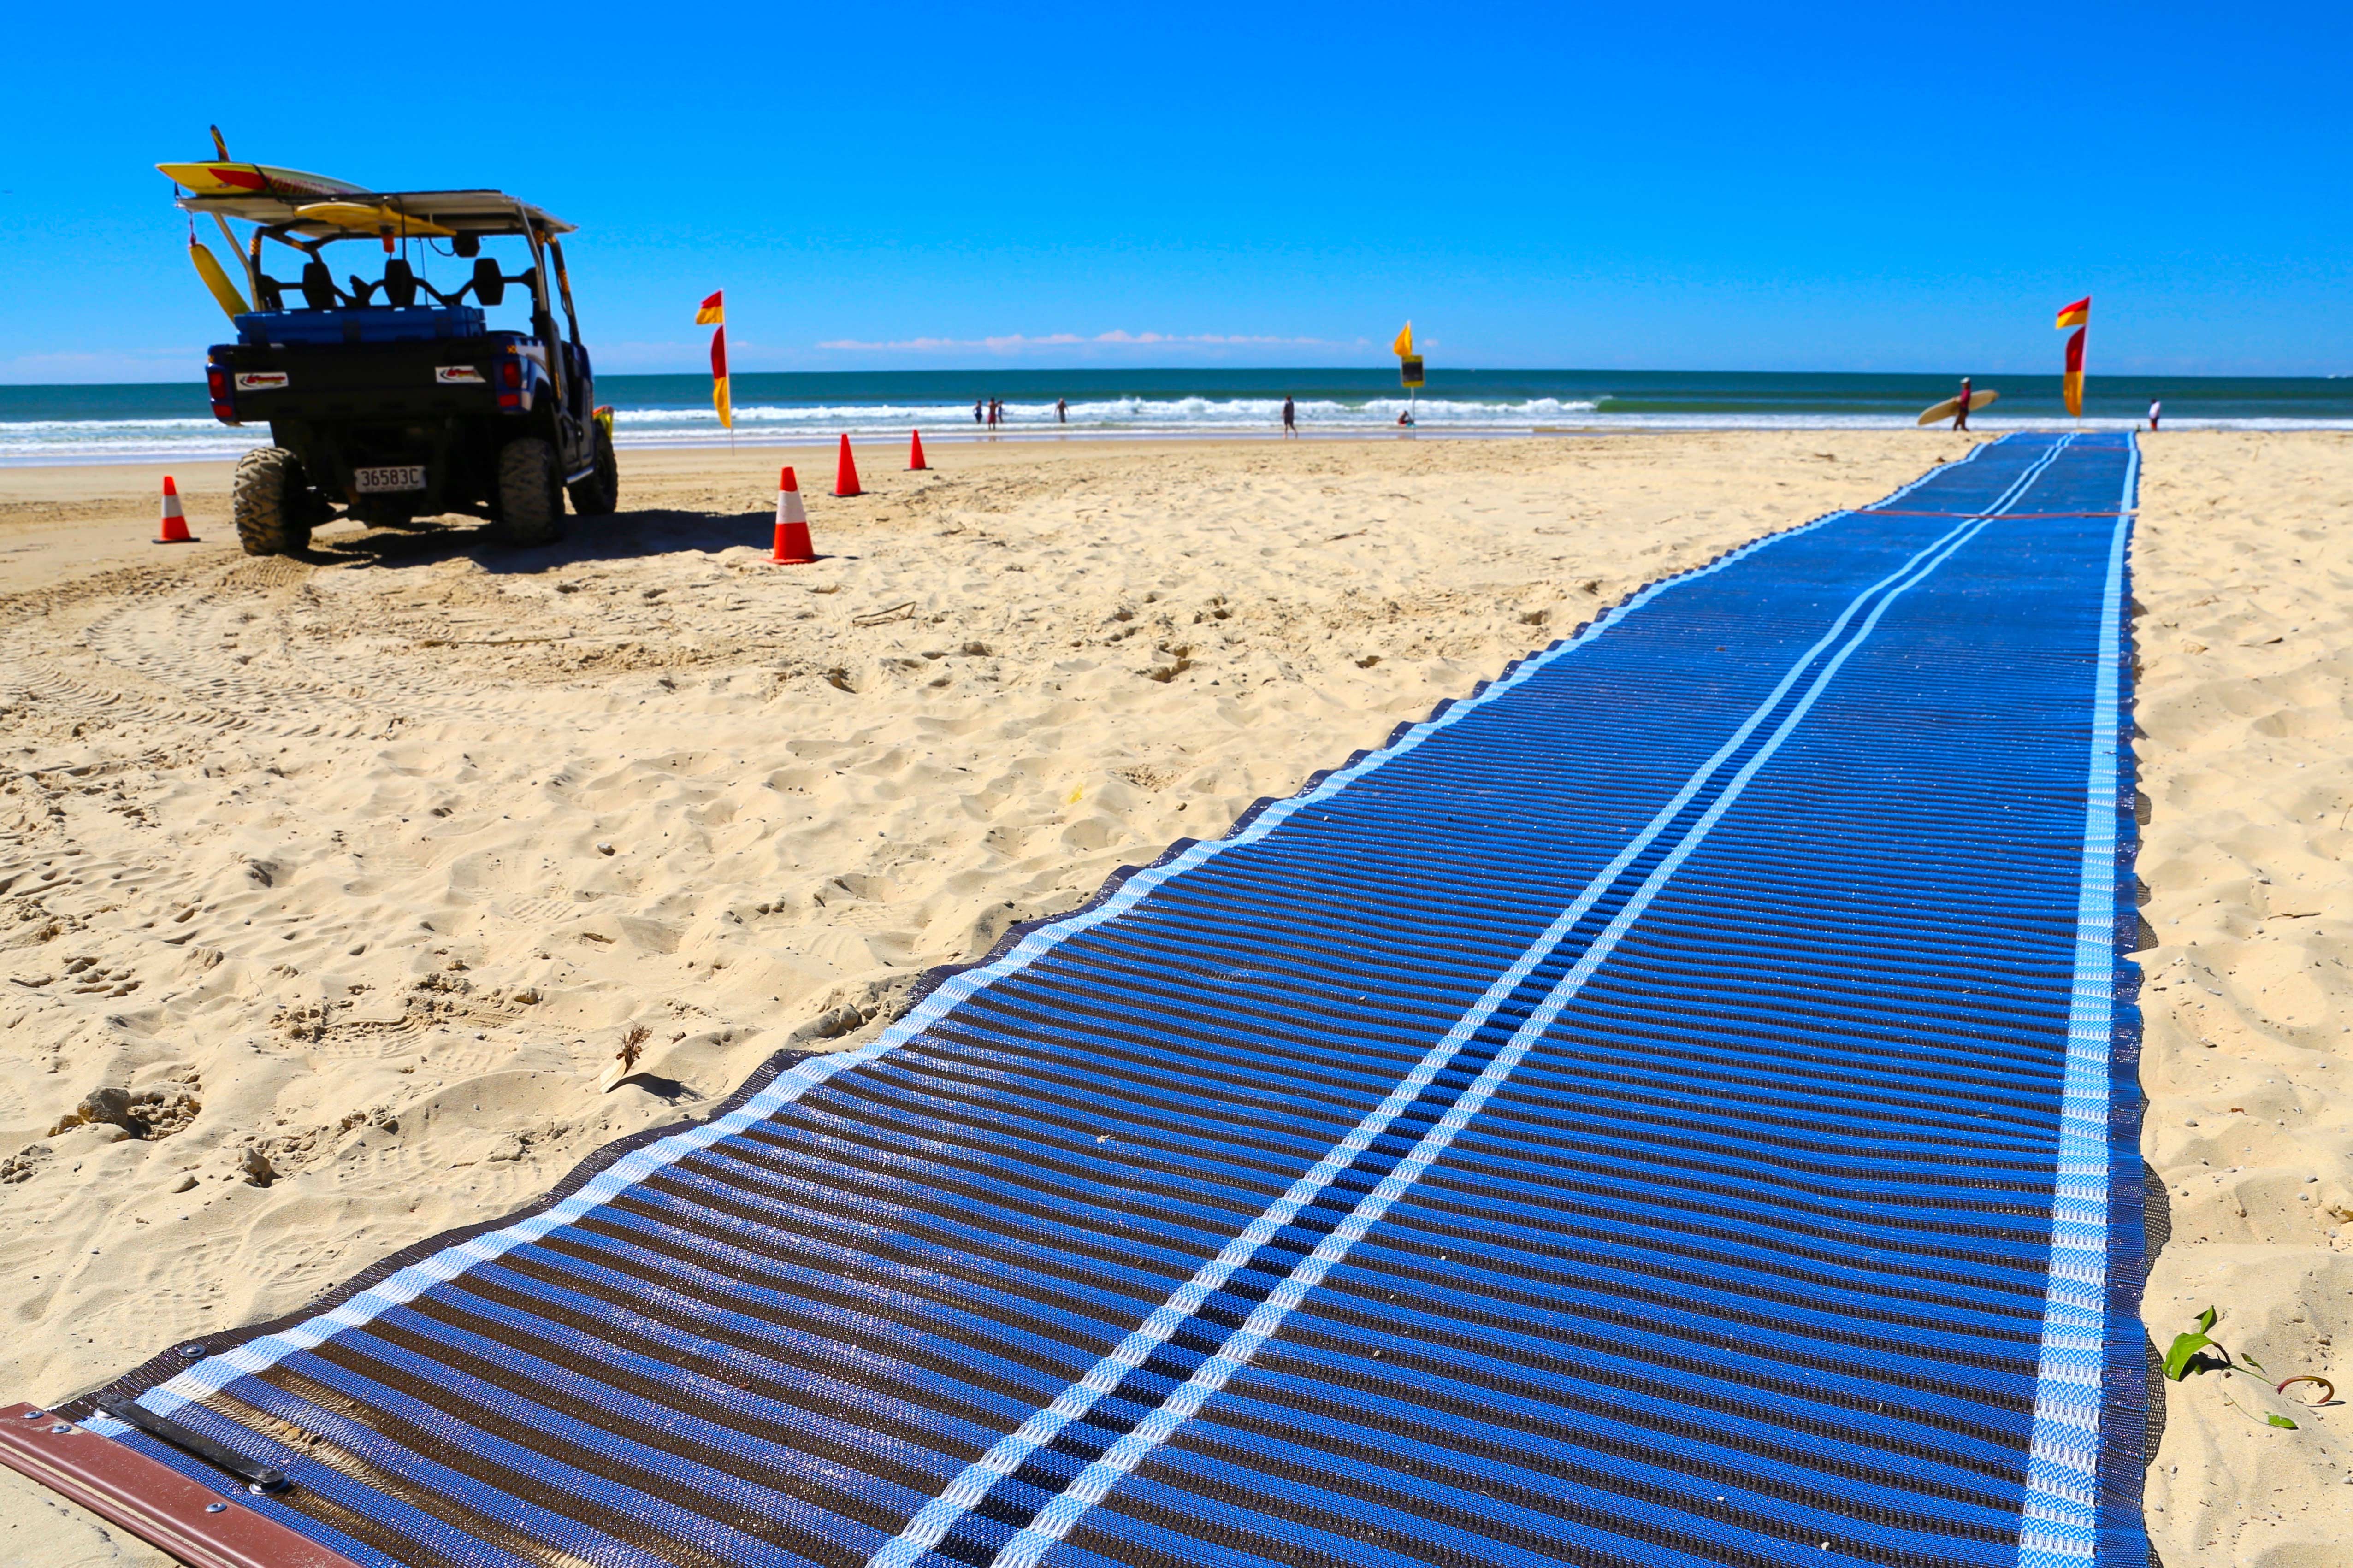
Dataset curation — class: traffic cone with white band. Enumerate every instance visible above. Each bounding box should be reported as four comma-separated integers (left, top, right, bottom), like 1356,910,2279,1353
772,466,815,564
155,476,198,544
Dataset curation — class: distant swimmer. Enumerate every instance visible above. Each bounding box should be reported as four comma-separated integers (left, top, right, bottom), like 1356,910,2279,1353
1057,397,1068,424
1953,377,1974,432
1396,408,1415,428
1282,395,1297,437
2148,398,2162,432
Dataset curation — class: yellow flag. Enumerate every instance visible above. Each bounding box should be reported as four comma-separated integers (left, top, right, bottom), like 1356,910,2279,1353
1393,322,1413,358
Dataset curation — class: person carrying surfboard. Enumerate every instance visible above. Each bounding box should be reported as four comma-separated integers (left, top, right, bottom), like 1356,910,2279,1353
1952,377,1974,432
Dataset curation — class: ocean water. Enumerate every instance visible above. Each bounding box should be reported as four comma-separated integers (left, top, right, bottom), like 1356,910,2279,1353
3,368,2348,466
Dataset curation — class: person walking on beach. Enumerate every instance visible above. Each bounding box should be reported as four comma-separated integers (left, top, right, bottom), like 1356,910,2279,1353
1282,395,1297,437
1952,376,1974,432
2148,398,2162,432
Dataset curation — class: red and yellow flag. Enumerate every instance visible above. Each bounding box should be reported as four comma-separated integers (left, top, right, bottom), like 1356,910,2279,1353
699,291,731,429
2054,295,2089,417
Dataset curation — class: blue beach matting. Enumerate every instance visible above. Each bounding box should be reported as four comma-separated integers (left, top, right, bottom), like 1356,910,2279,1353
10,431,2151,1568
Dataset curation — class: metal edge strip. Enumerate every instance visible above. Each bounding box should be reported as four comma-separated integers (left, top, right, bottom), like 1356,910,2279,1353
0,1403,362,1568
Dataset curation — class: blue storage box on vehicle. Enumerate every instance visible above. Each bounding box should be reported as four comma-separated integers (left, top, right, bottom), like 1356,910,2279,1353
235,306,487,346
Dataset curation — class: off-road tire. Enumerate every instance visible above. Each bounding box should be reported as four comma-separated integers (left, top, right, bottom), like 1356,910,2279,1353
231,447,315,557
494,438,565,546
566,420,618,517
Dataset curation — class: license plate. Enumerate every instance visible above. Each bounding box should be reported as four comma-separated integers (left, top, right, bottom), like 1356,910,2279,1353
354,465,426,494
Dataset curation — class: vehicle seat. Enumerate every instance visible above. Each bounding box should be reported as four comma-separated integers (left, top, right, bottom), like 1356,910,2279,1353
382,258,420,309
299,261,340,311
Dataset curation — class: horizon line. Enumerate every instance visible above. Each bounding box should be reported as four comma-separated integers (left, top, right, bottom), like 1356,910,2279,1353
5,365,2349,390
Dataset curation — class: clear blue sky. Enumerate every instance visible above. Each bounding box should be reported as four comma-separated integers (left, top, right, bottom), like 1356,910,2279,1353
4,2,2346,382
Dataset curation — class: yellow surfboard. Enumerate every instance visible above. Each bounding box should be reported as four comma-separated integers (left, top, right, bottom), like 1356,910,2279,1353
187,240,251,319
290,202,456,238
157,161,367,200
1916,389,1998,426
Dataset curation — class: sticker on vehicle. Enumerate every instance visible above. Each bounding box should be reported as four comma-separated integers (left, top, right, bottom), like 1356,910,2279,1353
234,372,289,392
435,366,485,384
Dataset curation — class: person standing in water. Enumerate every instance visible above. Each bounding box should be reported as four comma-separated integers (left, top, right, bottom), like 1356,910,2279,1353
1057,397,1067,424
1282,395,1297,437
974,398,984,425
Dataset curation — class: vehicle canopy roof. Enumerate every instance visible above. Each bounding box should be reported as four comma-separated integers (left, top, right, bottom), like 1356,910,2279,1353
171,188,575,242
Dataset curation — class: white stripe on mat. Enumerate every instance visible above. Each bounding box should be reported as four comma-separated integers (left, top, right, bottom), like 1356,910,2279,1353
2015,435,2137,1568
871,442,2069,1567
972,478,2045,1568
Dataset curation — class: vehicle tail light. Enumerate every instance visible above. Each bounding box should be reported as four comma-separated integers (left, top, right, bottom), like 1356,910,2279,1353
499,360,523,389
206,365,239,425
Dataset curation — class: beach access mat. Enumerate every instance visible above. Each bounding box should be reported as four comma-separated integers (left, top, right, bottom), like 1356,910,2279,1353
12,431,2149,1568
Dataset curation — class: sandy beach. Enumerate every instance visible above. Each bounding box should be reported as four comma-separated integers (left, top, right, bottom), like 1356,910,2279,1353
3,429,2349,1565
2130,431,2353,1564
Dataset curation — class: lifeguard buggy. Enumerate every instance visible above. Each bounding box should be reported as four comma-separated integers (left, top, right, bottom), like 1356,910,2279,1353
166,156,617,554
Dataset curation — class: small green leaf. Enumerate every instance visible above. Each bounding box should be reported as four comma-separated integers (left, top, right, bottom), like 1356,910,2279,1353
2241,1354,2267,1374
2196,1307,2217,1333
2165,1332,2216,1381
2266,1413,2298,1429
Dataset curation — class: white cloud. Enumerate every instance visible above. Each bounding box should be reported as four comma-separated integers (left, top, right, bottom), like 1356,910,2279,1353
817,330,1358,354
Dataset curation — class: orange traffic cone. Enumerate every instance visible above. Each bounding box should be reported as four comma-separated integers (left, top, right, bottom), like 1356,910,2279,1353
772,466,815,564
154,476,198,544
833,433,863,497
908,429,928,471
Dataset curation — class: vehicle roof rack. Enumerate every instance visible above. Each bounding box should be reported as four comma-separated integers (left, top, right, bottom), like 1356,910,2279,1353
171,188,575,238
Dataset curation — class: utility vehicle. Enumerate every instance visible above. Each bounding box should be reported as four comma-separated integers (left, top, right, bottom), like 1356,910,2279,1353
168,166,616,554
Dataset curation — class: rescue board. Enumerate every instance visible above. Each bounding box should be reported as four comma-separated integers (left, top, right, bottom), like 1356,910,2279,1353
187,240,250,319
291,202,456,238
1916,389,1999,426
157,161,367,200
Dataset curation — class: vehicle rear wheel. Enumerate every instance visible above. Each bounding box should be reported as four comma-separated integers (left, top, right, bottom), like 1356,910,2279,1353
494,437,565,546
232,447,315,558
566,419,618,517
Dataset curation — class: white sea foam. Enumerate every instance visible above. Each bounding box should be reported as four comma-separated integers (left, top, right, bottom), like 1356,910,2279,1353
606,395,1604,439
3,397,2347,465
